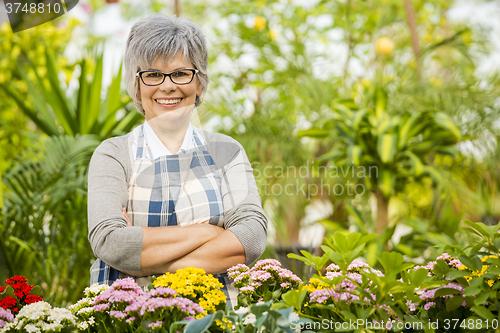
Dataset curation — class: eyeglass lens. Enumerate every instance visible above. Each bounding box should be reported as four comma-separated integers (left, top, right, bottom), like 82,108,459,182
141,70,194,85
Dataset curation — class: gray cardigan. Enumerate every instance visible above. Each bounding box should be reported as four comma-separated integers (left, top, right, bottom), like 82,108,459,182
87,128,268,273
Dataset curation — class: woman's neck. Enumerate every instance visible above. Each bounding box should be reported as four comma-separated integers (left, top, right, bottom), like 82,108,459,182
147,119,190,154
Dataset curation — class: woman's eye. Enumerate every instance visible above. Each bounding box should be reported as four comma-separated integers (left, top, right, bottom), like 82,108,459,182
146,72,162,77
173,71,189,77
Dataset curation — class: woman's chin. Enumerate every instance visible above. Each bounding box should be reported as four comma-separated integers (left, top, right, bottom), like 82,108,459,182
148,105,192,126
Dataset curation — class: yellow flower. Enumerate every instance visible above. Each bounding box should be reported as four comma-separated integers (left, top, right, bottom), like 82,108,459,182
254,16,266,31
376,37,394,55
269,29,279,40
152,266,226,316
215,318,233,330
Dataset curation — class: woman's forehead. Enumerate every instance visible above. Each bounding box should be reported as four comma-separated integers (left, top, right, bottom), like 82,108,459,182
141,52,193,70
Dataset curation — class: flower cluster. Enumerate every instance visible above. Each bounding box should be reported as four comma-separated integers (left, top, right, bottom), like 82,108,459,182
0,308,14,329
0,275,43,314
306,259,383,306
152,266,226,317
457,255,499,286
69,284,109,331
413,253,464,277
228,259,302,306
90,278,204,331
1,301,76,333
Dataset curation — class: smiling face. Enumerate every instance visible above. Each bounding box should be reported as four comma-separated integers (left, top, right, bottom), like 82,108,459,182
138,53,202,123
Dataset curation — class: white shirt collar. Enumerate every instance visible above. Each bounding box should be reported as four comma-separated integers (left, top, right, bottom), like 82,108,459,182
143,121,204,159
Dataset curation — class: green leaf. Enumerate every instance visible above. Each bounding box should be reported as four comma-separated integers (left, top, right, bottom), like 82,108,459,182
378,170,395,197
184,313,215,333
30,285,44,298
398,113,420,149
297,128,329,138
473,292,490,306
434,288,462,297
281,288,307,311
404,151,424,176
374,87,387,119
411,269,429,286
348,145,363,166
250,302,271,318
446,270,471,280
446,296,465,312
471,305,496,320
464,286,481,296
433,260,450,276
433,112,461,141
377,134,397,163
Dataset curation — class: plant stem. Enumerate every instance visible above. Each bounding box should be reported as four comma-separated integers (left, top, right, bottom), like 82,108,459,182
403,0,422,79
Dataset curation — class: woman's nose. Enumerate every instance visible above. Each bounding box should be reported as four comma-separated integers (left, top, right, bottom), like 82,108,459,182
158,75,177,92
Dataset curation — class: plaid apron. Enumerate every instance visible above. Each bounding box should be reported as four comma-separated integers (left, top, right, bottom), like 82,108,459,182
90,124,238,307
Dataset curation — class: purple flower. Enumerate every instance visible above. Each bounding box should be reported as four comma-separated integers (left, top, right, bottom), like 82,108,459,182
437,253,451,261
0,308,14,322
93,303,110,311
110,310,127,319
326,263,341,272
406,300,419,312
253,259,282,269
149,287,177,298
424,302,435,310
148,320,163,328
126,316,135,323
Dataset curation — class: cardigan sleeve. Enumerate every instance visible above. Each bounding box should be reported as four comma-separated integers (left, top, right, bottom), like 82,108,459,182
208,135,268,265
87,137,144,272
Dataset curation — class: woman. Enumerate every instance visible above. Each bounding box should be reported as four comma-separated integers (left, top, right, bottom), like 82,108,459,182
87,14,268,307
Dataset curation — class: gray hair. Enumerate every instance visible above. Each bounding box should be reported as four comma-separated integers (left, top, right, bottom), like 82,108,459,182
124,14,209,115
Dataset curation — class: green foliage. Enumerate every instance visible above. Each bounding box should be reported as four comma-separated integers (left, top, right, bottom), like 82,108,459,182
0,50,142,140
180,301,307,333
0,134,100,306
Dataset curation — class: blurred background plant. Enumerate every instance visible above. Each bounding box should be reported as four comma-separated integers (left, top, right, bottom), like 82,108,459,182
0,0,499,304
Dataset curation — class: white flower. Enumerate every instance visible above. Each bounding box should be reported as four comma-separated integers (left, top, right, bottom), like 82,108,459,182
76,307,94,315
84,284,110,298
40,322,60,332
234,306,249,314
289,311,300,323
47,308,76,325
24,323,40,333
78,321,89,330
88,316,95,325
69,297,93,312
243,313,257,325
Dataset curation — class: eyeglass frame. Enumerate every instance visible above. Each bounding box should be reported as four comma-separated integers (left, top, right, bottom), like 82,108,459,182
136,68,199,86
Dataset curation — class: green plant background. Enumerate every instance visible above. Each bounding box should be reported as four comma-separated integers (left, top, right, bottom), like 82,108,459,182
0,0,499,307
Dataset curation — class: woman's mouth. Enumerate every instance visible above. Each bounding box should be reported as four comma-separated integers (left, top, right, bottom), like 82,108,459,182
154,98,183,107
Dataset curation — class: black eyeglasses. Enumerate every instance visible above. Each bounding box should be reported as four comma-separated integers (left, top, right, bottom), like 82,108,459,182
136,68,199,86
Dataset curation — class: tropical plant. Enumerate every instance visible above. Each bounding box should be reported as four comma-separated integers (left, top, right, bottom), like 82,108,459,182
0,134,100,306
300,92,463,234
0,48,142,140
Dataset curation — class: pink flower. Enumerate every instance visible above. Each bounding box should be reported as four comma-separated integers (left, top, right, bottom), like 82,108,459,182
0,308,14,322
326,263,341,271
437,253,451,261
253,259,282,269
424,302,435,310
148,320,163,328
149,287,177,298
93,303,110,311
110,310,127,319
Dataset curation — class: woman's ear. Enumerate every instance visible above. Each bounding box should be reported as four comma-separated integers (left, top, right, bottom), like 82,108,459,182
196,79,203,96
